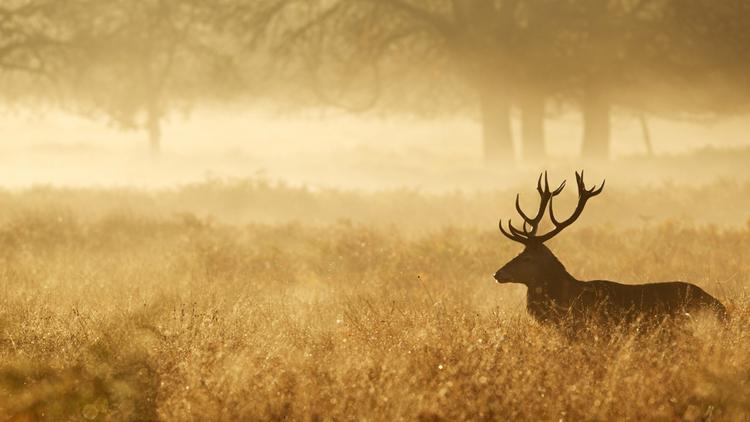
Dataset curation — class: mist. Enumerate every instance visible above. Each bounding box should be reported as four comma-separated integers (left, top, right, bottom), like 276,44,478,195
3,1,750,420
0,0,748,192
2,107,750,190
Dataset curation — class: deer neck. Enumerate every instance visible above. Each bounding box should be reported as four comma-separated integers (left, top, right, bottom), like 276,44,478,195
528,251,579,295
544,264,577,285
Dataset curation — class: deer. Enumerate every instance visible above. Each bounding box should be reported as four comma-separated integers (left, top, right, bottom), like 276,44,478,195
494,171,727,328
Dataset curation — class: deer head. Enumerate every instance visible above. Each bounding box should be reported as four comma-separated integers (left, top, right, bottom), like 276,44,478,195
494,171,604,285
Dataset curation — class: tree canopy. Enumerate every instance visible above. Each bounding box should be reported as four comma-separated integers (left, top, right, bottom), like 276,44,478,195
1,0,748,160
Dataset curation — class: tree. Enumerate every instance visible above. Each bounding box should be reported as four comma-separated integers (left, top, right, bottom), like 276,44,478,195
275,0,543,163
512,0,575,161
593,0,750,151
555,0,670,160
227,0,717,162
65,0,234,155
0,0,78,103
668,0,750,114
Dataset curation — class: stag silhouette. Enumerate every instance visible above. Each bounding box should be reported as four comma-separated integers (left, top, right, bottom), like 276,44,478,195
494,171,727,327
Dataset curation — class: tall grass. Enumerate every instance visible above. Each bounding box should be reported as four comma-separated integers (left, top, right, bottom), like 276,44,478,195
0,193,748,420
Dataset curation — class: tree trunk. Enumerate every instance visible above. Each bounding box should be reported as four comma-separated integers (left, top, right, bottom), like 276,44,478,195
147,100,161,156
479,89,514,162
639,114,654,156
520,94,546,161
581,84,611,160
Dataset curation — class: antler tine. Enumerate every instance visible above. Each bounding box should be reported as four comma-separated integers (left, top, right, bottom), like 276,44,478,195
508,220,529,238
499,219,527,244
552,179,566,195
514,171,568,236
498,220,515,241
536,172,544,194
499,171,573,245
518,173,547,225
549,194,561,226
577,170,606,197
539,171,605,243
593,179,606,195
515,194,533,223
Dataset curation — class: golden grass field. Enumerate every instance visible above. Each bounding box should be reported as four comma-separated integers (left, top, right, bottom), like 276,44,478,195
0,180,749,421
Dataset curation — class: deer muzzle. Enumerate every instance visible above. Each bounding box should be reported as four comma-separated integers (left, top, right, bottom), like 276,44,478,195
494,269,512,283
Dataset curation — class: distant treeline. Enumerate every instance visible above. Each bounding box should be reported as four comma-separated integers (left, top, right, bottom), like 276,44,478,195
1,0,747,160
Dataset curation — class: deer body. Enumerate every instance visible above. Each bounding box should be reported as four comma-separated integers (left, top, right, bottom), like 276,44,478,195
495,172,727,326
497,244,727,325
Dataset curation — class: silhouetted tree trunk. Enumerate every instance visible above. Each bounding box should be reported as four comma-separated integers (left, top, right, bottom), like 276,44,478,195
639,114,653,156
479,89,513,162
147,99,161,156
581,82,610,159
521,94,546,161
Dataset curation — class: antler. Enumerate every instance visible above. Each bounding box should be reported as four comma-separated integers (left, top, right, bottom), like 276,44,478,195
535,170,604,243
499,171,565,244
499,171,604,245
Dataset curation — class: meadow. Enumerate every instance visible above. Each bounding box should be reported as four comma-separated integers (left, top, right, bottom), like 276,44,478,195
0,179,749,421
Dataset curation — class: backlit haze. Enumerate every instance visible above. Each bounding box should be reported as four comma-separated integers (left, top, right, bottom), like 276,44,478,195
3,108,749,191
